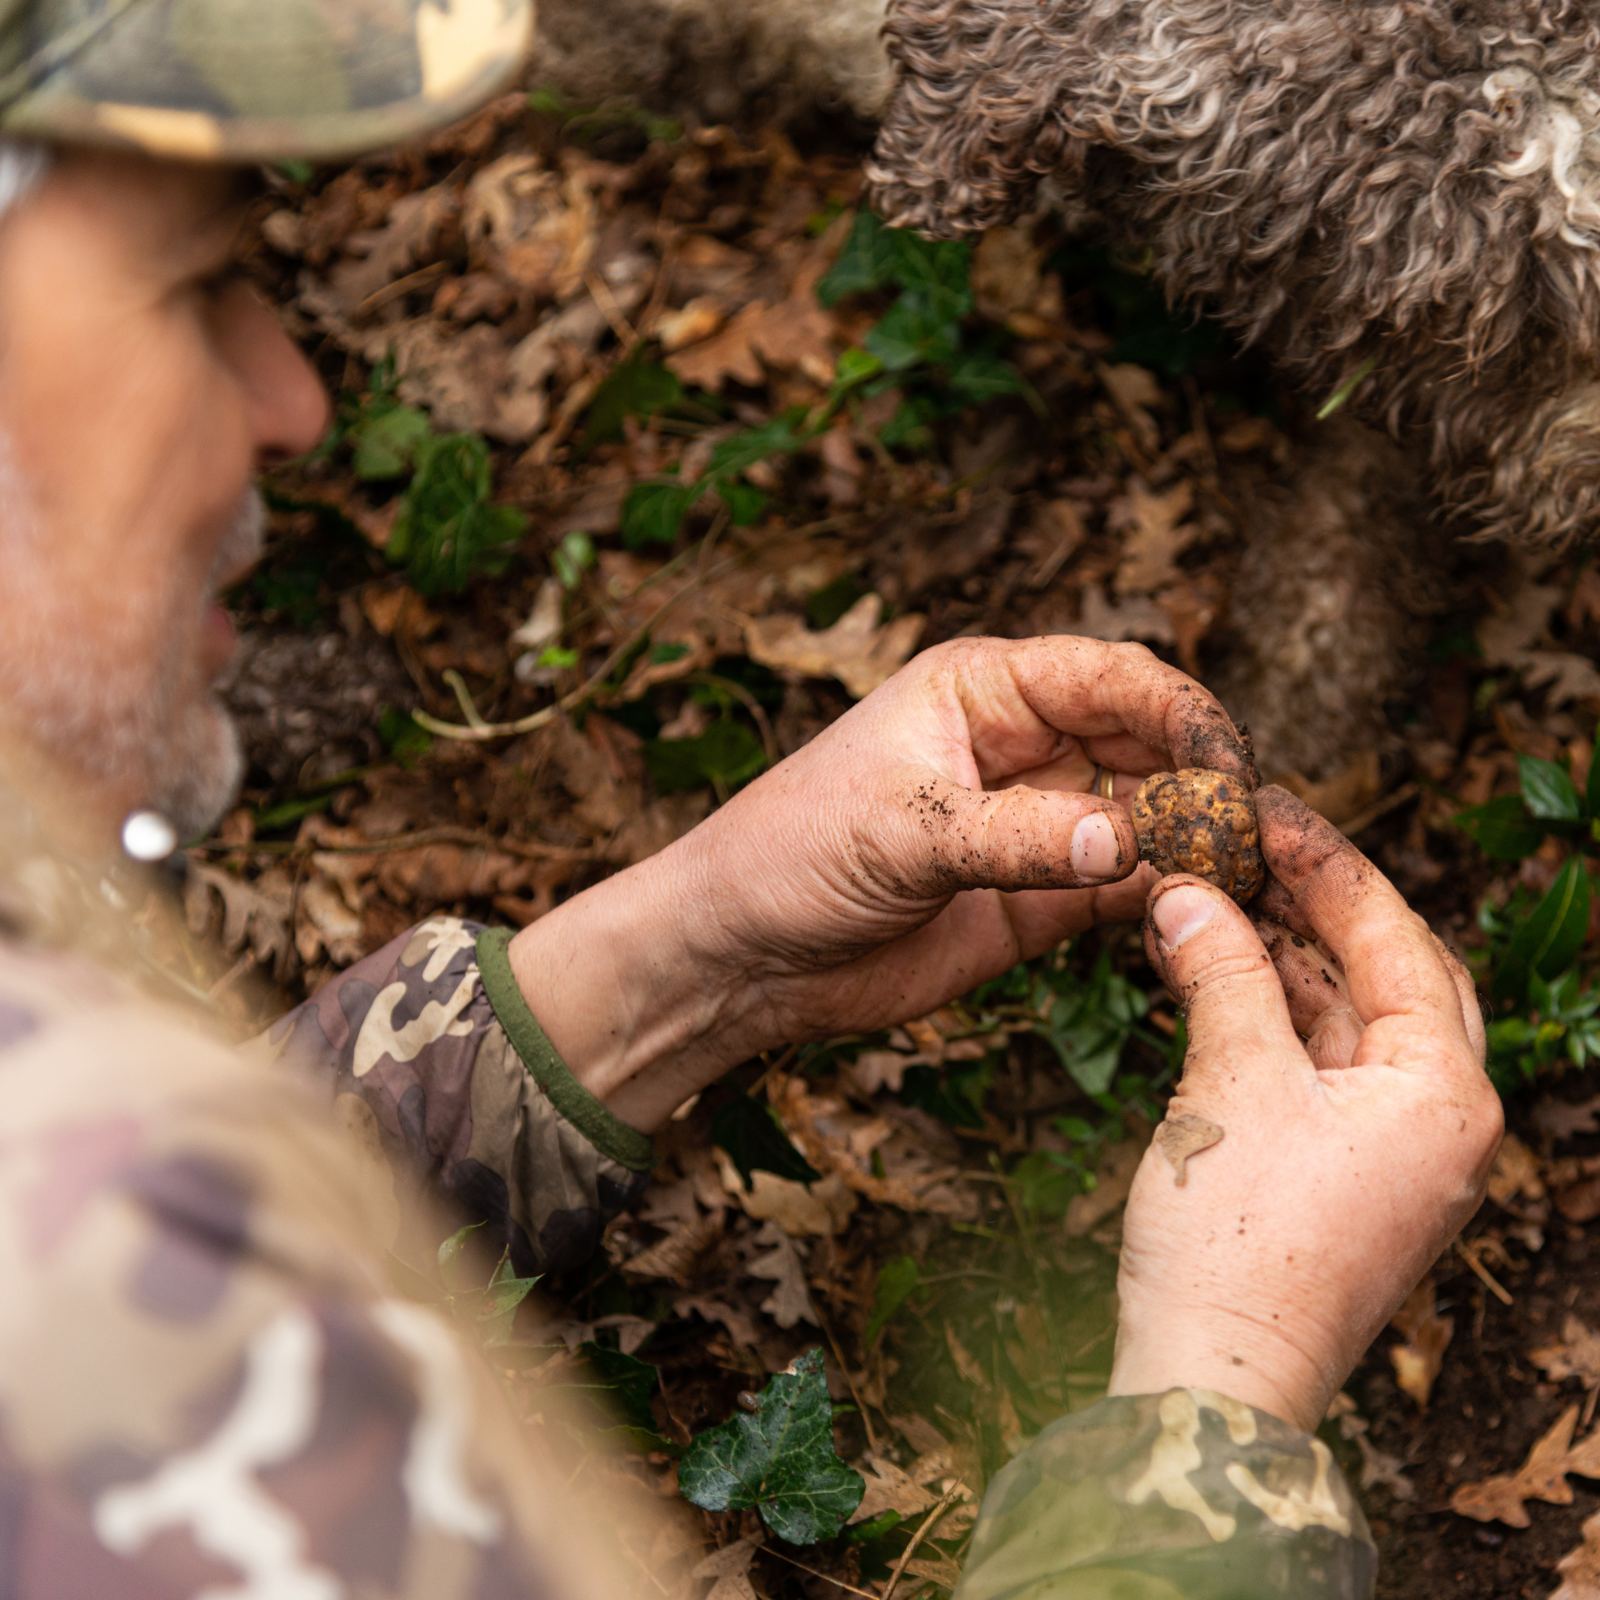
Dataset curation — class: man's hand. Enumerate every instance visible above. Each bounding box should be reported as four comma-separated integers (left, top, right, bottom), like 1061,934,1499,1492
509,636,1254,1130
1109,787,1502,1432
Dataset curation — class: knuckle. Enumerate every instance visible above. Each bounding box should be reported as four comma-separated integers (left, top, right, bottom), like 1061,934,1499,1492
1180,945,1273,992
1110,639,1158,671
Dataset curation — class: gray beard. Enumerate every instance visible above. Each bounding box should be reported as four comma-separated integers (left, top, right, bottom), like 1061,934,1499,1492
0,437,260,843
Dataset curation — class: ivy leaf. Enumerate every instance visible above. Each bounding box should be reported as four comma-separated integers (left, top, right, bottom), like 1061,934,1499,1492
645,718,767,793
621,481,696,548
351,402,432,480
865,1256,921,1344
583,357,684,444
1495,859,1594,1003
817,211,900,305
581,1343,662,1435
715,478,769,527
387,434,526,596
865,291,962,372
712,1096,821,1186
1588,728,1600,820
1520,755,1583,822
679,1349,865,1544
1456,795,1545,862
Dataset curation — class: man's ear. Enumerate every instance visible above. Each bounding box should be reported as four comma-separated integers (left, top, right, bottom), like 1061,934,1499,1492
865,0,1076,239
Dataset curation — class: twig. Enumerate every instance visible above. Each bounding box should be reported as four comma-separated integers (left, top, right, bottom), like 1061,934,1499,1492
811,1298,881,1455
694,670,779,764
189,825,593,864
585,270,638,346
443,669,491,731
1455,1238,1514,1306
882,1479,966,1600
414,556,731,742
1340,781,1419,840
758,1546,879,1598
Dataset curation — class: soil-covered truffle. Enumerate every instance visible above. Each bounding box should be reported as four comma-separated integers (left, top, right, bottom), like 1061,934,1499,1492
1132,768,1264,903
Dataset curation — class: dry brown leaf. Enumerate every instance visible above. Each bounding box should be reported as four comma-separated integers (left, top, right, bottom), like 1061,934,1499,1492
848,1049,915,1095
903,1553,965,1590
1063,1137,1145,1238
1099,362,1163,455
622,1212,723,1283
1536,1094,1600,1144
667,300,768,389
184,863,293,973
1326,1393,1414,1502
666,279,835,391
294,876,367,967
691,1538,760,1600
1488,1132,1548,1206
718,1157,858,1238
944,1324,986,1389
464,157,596,299
972,225,1062,334
320,185,461,311
747,1223,816,1330
1534,1316,1600,1392
1475,570,1600,706
1478,573,1562,665
1279,751,1383,828
676,1294,763,1350
853,1455,938,1524
1519,650,1600,708
1554,1509,1600,1600
1076,582,1178,646
1388,1283,1453,1410
745,594,926,699
1113,478,1198,594
1450,1405,1600,1526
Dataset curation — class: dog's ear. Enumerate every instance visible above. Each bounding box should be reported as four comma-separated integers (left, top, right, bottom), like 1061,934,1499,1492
865,0,1076,238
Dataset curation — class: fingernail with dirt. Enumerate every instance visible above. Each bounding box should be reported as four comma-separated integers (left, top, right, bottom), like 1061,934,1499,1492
1153,883,1216,950
1071,811,1122,880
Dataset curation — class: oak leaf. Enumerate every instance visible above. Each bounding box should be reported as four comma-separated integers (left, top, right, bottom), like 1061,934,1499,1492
1450,1405,1600,1527
745,594,926,699
1533,1316,1600,1392
1554,1509,1600,1600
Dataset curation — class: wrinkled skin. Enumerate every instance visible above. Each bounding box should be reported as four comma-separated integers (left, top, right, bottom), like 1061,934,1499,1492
1112,788,1502,1431
0,150,328,841
509,634,1256,1129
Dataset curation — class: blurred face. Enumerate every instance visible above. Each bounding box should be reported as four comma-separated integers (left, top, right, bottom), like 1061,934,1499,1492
0,150,329,844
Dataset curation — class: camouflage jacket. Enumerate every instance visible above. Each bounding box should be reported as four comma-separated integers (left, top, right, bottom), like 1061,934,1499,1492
953,1387,1376,1599
0,905,1375,1597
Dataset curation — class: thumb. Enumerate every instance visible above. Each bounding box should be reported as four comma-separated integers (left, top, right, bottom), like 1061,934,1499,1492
1144,876,1305,1090
906,775,1139,894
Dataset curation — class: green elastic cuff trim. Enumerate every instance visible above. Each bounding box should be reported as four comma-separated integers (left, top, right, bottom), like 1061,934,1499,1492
475,927,656,1174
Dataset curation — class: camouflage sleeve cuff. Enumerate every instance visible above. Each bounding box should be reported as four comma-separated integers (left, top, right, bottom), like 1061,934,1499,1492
268,917,653,1279
955,1389,1375,1600
474,926,653,1174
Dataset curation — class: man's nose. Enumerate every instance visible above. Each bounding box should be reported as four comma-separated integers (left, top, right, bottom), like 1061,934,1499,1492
224,285,333,464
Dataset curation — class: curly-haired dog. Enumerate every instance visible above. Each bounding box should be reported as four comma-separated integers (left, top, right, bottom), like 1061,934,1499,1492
863,0,1600,768
533,0,890,127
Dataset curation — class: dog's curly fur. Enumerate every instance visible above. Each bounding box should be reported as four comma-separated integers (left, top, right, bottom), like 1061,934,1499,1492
868,0,1600,550
532,0,891,126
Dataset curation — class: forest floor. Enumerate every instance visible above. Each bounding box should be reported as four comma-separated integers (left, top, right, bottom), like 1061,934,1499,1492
202,93,1600,1598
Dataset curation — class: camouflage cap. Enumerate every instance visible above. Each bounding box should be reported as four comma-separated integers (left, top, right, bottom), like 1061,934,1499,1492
0,0,533,163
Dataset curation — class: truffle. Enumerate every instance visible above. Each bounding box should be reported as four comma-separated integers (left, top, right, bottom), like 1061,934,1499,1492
1132,768,1264,903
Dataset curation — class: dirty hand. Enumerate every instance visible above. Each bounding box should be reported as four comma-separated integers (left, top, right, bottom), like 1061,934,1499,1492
1109,787,1502,1433
509,635,1253,1130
